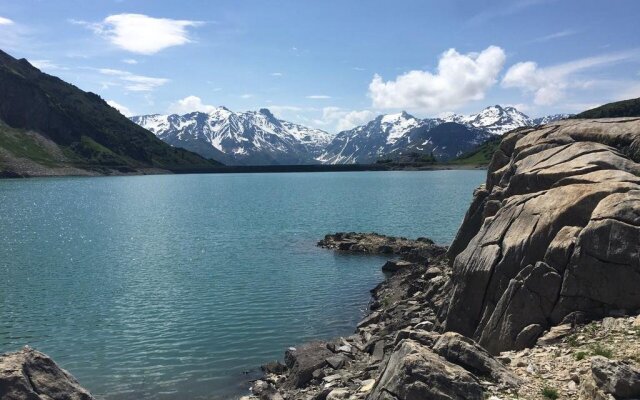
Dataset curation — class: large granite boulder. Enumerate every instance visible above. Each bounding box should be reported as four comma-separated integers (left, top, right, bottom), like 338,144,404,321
368,339,484,400
432,332,520,387
0,347,94,400
444,118,640,353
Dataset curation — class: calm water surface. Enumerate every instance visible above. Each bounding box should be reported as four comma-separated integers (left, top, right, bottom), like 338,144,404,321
0,170,484,399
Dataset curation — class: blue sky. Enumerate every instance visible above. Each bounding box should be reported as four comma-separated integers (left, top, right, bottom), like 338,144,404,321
1,0,639,132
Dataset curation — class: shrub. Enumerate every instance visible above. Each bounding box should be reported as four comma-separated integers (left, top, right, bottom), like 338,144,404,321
591,343,613,358
541,386,559,400
575,351,588,361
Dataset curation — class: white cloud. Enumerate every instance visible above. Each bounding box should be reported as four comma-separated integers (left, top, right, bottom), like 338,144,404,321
98,68,169,91
240,93,254,99
0,16,13,25
107,100,133,117
528,29,578,44
271,72,283,77
168,95,218,114
122,58,138,64
502,50,640,105
369,45,506,113
320,107,375,132
468,0,553,25
306,95,332,99
76,14,202,55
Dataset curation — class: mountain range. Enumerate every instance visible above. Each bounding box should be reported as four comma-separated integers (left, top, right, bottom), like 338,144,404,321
0,50,219,177
133,105,571,165
131,108,332,165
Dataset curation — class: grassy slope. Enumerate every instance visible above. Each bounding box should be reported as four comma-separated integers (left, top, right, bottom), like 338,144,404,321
0,49,222,176
449,137,501,166
573,97,640,119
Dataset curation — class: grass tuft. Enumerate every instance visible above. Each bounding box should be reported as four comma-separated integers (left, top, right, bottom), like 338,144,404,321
541,386,559,400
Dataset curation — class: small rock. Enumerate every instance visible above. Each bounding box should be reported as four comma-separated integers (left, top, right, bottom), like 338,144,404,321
381,260,414,273
323,374,342,383
326,388,350,400
325,355,346,370
359,379,376,393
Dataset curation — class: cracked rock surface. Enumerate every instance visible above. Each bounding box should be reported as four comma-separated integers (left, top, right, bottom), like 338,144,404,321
445,118,640,353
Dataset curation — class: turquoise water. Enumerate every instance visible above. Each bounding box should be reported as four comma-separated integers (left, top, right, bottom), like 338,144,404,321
0,170,484,399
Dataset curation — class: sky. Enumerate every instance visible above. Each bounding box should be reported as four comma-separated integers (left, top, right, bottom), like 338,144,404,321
1,0,639,132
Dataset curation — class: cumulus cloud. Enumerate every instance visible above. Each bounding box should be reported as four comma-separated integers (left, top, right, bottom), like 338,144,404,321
502,50,640,105
75,14,202,55
320,107,374,132
306,95,332,99
168,95,218,114
368,45,506,113
98,68,169,91
0,16,13,25
107,100,133,117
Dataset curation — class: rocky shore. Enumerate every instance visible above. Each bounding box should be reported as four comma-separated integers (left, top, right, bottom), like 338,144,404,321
2,117,640,400
247,118,640,400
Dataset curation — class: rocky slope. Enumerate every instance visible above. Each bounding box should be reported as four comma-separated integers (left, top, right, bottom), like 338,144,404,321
0,49,219,178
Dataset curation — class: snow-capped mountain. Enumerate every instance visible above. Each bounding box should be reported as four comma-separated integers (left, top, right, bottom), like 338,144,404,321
132,104,571,165
318,106,571,164
319,112,491,164
131,108,333,165
318,112,439,164
531,114,573,125
443,105,570,135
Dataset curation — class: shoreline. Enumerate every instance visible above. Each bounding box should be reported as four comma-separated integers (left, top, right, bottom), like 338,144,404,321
0,163,487,180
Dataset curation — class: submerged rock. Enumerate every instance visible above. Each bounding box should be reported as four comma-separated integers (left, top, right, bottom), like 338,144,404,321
318,232,446,263
0,347,94,400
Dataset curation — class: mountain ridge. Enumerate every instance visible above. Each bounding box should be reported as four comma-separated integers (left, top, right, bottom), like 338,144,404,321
133,105,569,165
0,49,220,177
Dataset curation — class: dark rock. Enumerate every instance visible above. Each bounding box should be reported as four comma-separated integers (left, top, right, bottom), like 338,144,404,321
370,340,385,362
261,361,287,375
368,339,484,400
357,311,381,329
325,355,347,370
591,356,640,398
283,341,333,388
381,260,414,273
0,347,95,400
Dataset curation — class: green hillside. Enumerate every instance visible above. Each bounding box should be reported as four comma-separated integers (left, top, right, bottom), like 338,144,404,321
0,49,221,177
